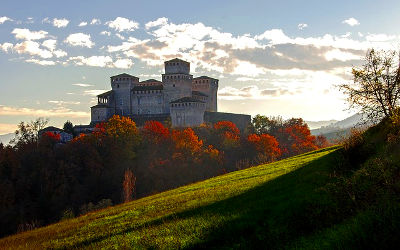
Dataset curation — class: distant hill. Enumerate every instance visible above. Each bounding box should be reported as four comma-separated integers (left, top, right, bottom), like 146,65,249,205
0,133,14,145
311,114,363,141
305,119,338,130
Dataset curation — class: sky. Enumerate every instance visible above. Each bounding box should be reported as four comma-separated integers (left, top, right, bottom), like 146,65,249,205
1,0,400,134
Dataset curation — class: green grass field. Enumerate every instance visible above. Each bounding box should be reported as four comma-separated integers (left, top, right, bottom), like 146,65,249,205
0,146,341,249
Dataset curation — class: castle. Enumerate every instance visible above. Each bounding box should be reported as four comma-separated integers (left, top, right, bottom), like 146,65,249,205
89,58,251,129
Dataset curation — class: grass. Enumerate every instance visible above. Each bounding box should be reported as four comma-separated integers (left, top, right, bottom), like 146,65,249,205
0,146,341,249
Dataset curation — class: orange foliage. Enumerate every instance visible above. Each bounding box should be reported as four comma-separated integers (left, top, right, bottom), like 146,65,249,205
105,115,138,140
43,131,61,141
247,133,281,160
280,119,318,155
214,121,240,140
172,128,203,153
142,121,170,143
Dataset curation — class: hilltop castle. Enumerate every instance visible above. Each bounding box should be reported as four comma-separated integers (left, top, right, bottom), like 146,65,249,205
89,58,250,129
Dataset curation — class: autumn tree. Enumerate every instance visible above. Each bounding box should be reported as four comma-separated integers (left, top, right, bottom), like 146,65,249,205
280,118,318,156
247,133,281,162
63,121,74,135
339,49,400,121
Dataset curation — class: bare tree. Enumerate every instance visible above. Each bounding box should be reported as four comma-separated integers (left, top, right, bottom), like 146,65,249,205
340,49,400,121
123,169,136,202
11,117,49,145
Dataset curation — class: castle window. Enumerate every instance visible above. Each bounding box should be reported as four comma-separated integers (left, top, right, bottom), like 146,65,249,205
117,84,120,88
173,84,175,87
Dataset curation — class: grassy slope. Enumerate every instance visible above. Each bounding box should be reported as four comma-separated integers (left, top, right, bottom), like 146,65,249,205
0,146,341,249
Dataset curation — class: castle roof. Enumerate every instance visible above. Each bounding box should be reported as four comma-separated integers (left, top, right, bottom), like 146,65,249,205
132,85,164,91
165,58,189,64
110,73,139,79
170,97,205,104
193,76,218,81
40,126,63,133
91,104,110,108
97,90,113,97
140,79,162,84
192,91,208,97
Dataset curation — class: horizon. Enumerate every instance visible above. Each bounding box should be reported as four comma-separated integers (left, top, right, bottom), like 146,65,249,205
1,0,400,134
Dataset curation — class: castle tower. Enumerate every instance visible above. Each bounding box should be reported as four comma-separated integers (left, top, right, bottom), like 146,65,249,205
110,73,139,116
192,76,218,112
162,58,193,113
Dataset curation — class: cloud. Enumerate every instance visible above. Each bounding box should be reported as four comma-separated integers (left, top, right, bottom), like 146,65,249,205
0,16,13,24
68,56,133,69
52,18,69,28
145,17,168,29
0,123,17,134
48,100,80,105
69,56,113,67
298,23,308,30
78,21,87,27
25,58,56,65
218,85,292,100
83,89,108,96
342,17,360,26
0,105,89,118
72,83,94,87
0,42,13,52
115,33,125,40
100,31,111,36
106,17,139,32
64,33,94,48
12,28,48,40
42,39,57,51
113,58,133,69
14,40,53,58
90,18,101,25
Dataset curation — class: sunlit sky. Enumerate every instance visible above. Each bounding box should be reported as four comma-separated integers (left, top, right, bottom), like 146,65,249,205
1,0,400,134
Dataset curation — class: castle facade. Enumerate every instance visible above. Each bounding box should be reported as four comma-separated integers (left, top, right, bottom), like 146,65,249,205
91,58,219,127
90,58,251,130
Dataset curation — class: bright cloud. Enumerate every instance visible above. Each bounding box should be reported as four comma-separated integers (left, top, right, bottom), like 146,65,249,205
113,58,133,69
298,23,308,30
42,39,57,51
0,42,13,52
0,16,12,24
90,18,101,25
106,17,139,32
52,18,69,28
0,105,89,118
83,89,108,96
72,83,93,87
48,100,80,105
64,33,94,48
145,17,168,29
100,31,111,36
14,41,53,58
12,28,48,40
342,17,360,26
218,85,292,100
78,21,88,27
25,58,56,66
69,56,113,67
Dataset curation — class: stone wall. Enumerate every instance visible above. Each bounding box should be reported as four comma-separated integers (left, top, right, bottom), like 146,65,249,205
204,111,251,132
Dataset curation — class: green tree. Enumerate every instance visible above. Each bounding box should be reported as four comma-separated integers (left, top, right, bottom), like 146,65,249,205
339,49,400,121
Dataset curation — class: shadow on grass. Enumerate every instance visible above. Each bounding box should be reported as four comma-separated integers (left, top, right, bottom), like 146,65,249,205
72,149,341,249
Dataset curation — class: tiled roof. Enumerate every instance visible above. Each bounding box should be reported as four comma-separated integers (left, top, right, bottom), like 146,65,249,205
170,97,205,104
110,73,138,78
132,85,164,91
165,58,189,64
97,90,113,97
140,79,162,83
193,76,218,80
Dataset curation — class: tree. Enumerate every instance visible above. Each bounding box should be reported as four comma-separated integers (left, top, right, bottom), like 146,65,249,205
11,117,48,146
251,115,283,136
339,49,400,121
63,121,74,135
122,169,136,202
